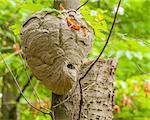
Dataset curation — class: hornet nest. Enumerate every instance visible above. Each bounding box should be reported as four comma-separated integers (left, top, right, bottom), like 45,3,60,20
21,10,94,95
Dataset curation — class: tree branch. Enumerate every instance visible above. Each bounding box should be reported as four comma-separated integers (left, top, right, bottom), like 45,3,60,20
76,0,89,11
136,64,150,76
9,27,42,103
79,0,121,83
16,75,33,102
0,53,51,115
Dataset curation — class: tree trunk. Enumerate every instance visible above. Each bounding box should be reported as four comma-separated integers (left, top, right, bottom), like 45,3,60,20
54,0,80,10
53,59,117,120
52,1,116,120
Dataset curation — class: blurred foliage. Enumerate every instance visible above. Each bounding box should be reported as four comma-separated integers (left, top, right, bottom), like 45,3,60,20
0,0,150,120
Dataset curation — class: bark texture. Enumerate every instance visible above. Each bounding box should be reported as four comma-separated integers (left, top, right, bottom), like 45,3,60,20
53,59,117,120
21,10,94,95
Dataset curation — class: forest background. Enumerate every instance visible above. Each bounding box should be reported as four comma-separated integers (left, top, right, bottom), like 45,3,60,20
0,0,150,120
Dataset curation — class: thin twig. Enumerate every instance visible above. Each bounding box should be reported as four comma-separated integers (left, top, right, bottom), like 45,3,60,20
11,75,32,112
0,50,21,64
11,29,41,102
136,64,150,76
0,53,51,114
79,0,121,83
16,75,33,102
77,0,122,119
76,0,89,11
83,62,101,91
53,95,70,108
9,28,50,111
2,25,42,103
53,80,78,108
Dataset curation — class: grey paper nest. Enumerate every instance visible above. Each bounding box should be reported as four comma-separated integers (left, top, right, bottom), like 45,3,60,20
21,10,94,95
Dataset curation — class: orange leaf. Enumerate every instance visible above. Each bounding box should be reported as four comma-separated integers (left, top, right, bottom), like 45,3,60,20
134,84,139,92
127,98,132,108
144,82,150,97
113,105,120,113
13,43,20,53
122,94,128,107
66,17,81,30
33,100,41,120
